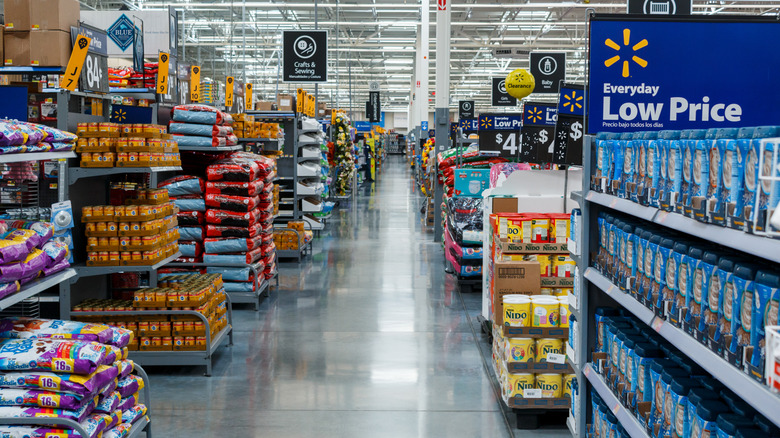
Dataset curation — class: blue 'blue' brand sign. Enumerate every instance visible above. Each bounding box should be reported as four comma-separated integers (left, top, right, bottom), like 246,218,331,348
523,103,557,127
588,16,780,133
478,113,523,131
107,14,137,52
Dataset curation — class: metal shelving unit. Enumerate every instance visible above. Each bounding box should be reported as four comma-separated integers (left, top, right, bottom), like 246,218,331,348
74,295,234,376
573,134,780,436
177,145,242,152
73,252,183,279
0,269,76,312
0,363,152,437
68,166,183,184
583,363,648,438
0,151,76,164
166,261,274,310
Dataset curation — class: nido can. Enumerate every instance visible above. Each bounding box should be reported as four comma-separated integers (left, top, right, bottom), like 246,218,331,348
559,300,570,328
506,338,535,363
563,374,575,398
536,338,564,362
536,373,563,398
503,295,531,327
507,373,535,399
532,297,560,327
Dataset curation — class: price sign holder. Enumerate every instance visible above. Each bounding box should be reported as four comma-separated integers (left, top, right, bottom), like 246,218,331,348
520,101,558,163
61,35,91,92
479,130,520,159
245,83,253,109
225,76,234,109
553,82,586,165
157,52,170,95
70,25,109,94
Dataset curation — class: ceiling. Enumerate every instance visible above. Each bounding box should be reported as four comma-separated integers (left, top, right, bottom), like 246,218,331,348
80,0,780,113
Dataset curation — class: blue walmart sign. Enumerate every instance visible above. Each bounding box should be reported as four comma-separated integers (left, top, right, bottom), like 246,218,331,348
459,119,478,131
558,85,585,116
588,16,780,133
478,113,522,131
108,14,137,52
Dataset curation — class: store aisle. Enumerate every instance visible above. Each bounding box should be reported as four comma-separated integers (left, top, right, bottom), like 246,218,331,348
149,157,565,437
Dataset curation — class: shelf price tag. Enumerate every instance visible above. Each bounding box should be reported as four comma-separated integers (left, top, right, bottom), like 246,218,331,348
61,35,91,91
547,353,566,364
651,316,664,333
225,76,234,109
245,83,253,109
523,388,542,398
156,52,170,95
190,65,201,102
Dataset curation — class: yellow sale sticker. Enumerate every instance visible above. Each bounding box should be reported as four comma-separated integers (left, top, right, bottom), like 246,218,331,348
61,35,91,91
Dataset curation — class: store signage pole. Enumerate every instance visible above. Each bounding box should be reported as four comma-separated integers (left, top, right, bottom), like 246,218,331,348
314,0,318,110
432,0,450,243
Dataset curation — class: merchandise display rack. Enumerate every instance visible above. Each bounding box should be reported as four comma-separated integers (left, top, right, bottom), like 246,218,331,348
177,145,242,152
0,364,153,437
570,134,780,436
69,166,183,184
274,227,312,262
166,261,277,311
74,295,234,376
0,269,76,312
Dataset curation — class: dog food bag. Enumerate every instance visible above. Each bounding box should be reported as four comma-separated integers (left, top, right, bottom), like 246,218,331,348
102,423,133,438
0,418,105,438
0,387,95,410
728,263,760,360
689,251,720,328
172,195,206,212
750,269,780,370
0,397,96,422
117,360,133,380
6,222,53,248
205,180,264,197
94,391,121,414
0,318,114,345
0,365,118,397
0,339,107,375
117,392,138,412
121,403,147,424
691,400,729,438
159,175,204,197
177,211,204,226
116,375,143,399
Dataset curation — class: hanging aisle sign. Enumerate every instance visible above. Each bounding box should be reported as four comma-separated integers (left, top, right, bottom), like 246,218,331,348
520,102,557,162
530,52,566,94
297,89,305,114
283,30,328,82
459,100,474,119
368,91,381,123
225,76,234,109
71,25,109,94
588,15,780,133
156,52,170,95
553,83,585,165
245,83,253,109
492,77,517,106
190,65,201,102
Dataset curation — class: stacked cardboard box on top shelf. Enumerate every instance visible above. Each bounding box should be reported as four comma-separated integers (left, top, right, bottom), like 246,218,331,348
488,211,577,410
82,188,180,267
75,123,181,168
3,0,80,67
274,221,313,252
72,274,229,351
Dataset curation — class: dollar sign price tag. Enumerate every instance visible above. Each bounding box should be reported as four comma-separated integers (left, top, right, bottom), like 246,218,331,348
61,35,91,91
190,65,201,102
157,52,170,95
225,76,234,109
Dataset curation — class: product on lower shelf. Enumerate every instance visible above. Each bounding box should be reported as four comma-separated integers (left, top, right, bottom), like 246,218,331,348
590,309,780,438
72,273,229,352
0,317,148,438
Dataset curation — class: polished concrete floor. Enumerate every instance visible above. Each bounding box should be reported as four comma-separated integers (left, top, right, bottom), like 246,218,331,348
147,157,570,437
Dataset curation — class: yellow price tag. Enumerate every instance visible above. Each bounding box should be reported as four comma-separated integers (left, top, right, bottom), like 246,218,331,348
61,35,91,91
190,65,201,102
156,52,170,95
225,76,234,108
245,83,253,109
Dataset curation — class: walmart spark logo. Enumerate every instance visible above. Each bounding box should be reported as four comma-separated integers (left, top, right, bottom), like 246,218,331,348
527,107,543,123
113,108,127,122
604,29,648,78
562,90,583,112
479,117,493,129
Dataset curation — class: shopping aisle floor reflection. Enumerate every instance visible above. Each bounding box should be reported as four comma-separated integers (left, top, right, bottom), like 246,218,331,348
148,157,569,437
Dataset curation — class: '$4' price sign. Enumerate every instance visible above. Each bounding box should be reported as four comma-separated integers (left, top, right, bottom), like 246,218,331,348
479,130,521,159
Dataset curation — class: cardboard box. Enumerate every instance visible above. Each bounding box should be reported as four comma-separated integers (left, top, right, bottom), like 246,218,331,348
254,101,275,111
277,94,294,111
4,30,71,66
5,0,80,31
454,168,490,197
492,197,518,214
492,260,541,326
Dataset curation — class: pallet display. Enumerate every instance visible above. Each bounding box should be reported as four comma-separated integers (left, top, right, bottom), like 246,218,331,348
569,133,780,437
166,261,278,310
